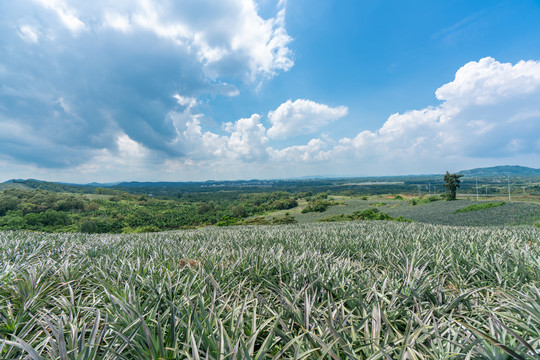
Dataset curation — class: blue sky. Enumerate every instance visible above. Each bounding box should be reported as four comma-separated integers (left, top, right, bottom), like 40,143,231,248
1,0,540,182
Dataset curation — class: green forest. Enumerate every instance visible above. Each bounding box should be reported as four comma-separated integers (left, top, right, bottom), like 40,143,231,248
0,188,302,233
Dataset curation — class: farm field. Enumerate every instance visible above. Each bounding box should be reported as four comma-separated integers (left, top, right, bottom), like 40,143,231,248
280,197,540,227
1,222,539,359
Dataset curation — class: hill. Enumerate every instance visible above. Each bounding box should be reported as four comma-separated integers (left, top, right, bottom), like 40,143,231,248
0,182,32,191
3,179,95,193
459,165,540,177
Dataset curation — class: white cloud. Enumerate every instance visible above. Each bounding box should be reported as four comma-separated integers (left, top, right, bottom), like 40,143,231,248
435,57,540,106
18,25,40,43
267,99,348,139
180,115,229,159
170,97,346,165
172,109,269,161
0,0,293,170
98,0,293,81
34,0,86,34
508,110,540,123
270,138,329,161
173,94,197,109
104,12,132,33
78,134,148,173
226,114,268,160
168,97,346,166
271,58,540,174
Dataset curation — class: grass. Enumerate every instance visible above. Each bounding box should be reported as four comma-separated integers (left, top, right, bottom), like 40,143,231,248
1,222,539,359
454,201,506,213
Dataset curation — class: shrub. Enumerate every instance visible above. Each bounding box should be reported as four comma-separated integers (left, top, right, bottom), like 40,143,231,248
410,195,440,206
352,208,393,221
215,216,238,227
270,213,297,225
231,205,248,218
318,208,411,223
84,202,99,212
315,192,329,200
454,202,506,214
268,198,298,210
316,214,350,222
241,217,270,225
80,219,122,233
40,209,70,227
134,226,160,233
301,199,335,213
80,220,99,233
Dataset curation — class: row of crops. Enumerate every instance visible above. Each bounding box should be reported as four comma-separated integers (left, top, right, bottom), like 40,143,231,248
294,198,540,227
1,222,539,359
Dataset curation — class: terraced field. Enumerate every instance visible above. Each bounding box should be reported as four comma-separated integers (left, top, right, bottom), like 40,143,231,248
1,222,539,359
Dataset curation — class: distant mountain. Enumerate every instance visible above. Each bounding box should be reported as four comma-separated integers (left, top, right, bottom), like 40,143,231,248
459,165,540,176
85,182,121,187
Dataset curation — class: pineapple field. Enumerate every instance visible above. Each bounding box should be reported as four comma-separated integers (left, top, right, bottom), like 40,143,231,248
1,222,539,359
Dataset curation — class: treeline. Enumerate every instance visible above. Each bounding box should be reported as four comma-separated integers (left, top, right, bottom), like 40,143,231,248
0,189,86,215
0,189,299,233
10,175,540,199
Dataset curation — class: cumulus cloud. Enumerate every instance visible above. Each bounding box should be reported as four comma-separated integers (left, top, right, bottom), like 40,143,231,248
435,57,540,106
226,114,269,161
0,0,292,169
272,57,540,173
168,98,347,164
169,107,268,162
267,99,348,139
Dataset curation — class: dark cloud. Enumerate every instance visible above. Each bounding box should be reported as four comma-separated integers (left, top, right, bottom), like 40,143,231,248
0,0,291,168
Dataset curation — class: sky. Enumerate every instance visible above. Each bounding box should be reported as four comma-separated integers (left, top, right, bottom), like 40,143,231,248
1,0,540,183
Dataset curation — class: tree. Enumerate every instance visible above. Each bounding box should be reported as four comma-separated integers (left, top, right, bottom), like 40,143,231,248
443,172,463,200
231,205,247,218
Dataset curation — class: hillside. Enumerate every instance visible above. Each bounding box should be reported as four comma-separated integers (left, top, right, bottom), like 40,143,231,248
0,182,32,191
459,165,540,177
